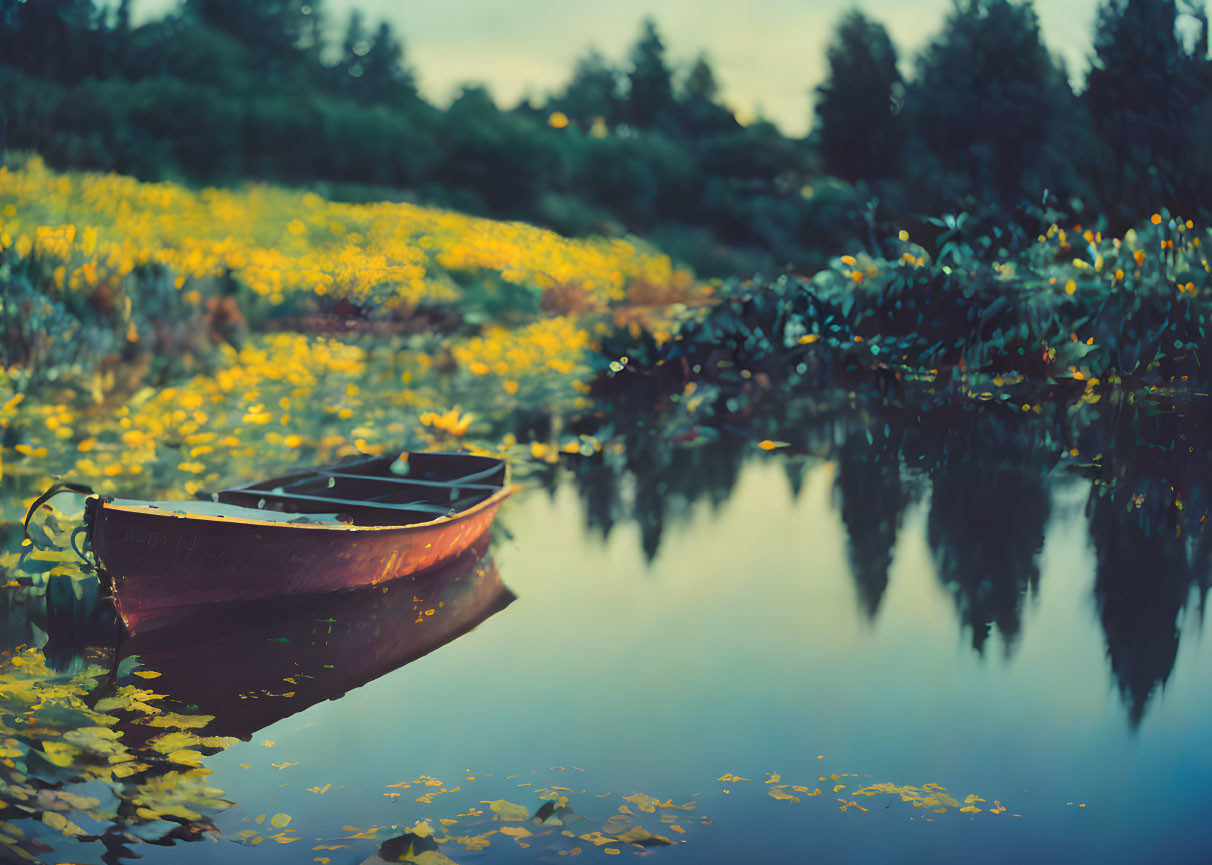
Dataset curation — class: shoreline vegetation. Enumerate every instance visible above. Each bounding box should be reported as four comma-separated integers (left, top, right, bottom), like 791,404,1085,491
3,160,1210,542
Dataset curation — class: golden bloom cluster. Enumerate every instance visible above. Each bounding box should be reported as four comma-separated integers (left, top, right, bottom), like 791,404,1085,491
2,333,440,507
0,157,688,309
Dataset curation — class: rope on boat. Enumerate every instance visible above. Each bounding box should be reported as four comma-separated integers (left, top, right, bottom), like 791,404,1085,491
23,482,99,570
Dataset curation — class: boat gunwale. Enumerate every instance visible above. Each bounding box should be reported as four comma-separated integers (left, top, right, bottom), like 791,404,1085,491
95,484,516,532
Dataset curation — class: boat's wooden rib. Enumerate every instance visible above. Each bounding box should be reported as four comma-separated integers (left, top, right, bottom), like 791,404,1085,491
216,488,480,517
284,471,500,492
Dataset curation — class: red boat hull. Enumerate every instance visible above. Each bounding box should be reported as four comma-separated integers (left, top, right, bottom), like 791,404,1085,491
90,489,509,633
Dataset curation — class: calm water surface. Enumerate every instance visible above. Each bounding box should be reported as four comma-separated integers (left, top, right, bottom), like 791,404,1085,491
8,450,1212,864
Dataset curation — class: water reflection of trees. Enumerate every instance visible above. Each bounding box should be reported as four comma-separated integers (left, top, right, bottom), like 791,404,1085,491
908,406,1054,655
834,423,909,619
1083,402,1212,727
561,384,1212,727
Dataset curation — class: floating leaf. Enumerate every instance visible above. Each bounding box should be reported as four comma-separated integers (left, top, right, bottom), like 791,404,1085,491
481,800,529,821
578,831,616,847
41,811,84,836
615,826,673,847
621,793,660,813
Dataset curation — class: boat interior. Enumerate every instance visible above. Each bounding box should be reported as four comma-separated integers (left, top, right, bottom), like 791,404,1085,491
211,452,507,526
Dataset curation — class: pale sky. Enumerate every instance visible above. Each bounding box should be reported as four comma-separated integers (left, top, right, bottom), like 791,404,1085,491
134,0,1103,136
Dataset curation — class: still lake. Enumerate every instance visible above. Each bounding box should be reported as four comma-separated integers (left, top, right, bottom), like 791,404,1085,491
6,443,1212,864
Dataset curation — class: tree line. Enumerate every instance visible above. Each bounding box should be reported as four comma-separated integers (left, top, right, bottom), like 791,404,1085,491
0,0,1208,275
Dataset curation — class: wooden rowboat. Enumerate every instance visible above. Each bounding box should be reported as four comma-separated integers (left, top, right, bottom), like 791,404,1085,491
81,451,512,633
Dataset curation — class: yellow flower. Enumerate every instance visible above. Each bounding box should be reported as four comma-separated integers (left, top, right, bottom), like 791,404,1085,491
420,408,473,437
122,430,149,447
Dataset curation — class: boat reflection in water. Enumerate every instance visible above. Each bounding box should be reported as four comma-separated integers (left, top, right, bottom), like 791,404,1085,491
128,537,513,740
46,537,514,742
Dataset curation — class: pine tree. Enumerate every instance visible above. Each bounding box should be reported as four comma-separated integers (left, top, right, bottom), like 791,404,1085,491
185,0,314,55
0,0,101,80
906,0,1079,212
682,54,718,103
339,8,369,81
678,53,736,134
1084,0,1209,220
554,49,623,128
360,20,416,105
814,10,902,181
626,17,677,131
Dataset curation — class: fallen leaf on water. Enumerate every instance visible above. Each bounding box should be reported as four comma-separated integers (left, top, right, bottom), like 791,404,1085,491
622,793,660,813
578,831,615,847
616,827,673,847
499,826,533,846
481,800,529,821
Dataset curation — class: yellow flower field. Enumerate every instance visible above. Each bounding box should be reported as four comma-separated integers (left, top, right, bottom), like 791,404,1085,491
0,159,701,524
0,155,690,309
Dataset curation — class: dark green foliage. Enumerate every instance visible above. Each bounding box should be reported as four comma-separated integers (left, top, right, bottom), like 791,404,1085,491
185,0,320,57
626,17,678,133
678,54,738,136
814,10,902,181
435,86,564,218
0,0,109,82
550,50,624,128
356,20,417,106
1084,0,1212,226
905,0,1085,215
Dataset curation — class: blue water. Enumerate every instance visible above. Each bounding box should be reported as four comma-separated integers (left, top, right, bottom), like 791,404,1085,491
10,453,1212,863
